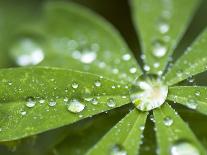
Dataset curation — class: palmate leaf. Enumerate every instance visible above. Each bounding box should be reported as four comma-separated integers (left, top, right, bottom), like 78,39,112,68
0,67,130,141
10,1,142,82
164,28,207,85
154,103,206,155
131,0,200,74
86,109,148,155
168,86,207,115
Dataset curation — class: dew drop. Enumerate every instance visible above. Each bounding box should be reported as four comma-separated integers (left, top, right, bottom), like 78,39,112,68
71,82,79,89
91,98,99,105
39,99,45,104
158,20,170,34
68,99,85,113
130,75,168,111
129,67,137,74
107,98,116,108
94,80,101,87
139,125,145,131
143,65,150,72
80,50,97,64
20,111,27,116
49,101,56,107
122,54,131,61
10,38,44,66
26,97,36,108
186,99,197,110
152,40,167,58
110,144,127,155
171,141,200,155
163,116,173,126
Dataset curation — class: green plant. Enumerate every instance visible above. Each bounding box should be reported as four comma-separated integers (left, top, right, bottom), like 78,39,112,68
0,0,207,154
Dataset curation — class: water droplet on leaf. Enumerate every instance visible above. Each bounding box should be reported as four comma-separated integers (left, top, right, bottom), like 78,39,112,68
68,99,85,113
163,116,173,126
171,141,200,155
130,75,168,111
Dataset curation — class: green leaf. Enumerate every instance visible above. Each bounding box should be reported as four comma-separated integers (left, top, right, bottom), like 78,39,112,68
0,67,130,141
153,103,206,155
164,28,207,85
86,109,148,155
0,0,42,68
52,107,130,155
130,0,200,74
168,86,207,115
10,1,142,82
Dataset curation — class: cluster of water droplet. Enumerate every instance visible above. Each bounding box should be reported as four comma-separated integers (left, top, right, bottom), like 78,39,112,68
14,77,129,118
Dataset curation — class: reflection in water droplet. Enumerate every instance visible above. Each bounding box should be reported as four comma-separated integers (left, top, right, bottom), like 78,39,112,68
26,97,36,108
72,82,79,89
152,40,167,58
158,19,170,34
49,101,56,107
171,141,200,155
68,99,85,113
107,98,116,108
163,116,173,126
20,111,27,116
129,67,137,74
94,80,101,87
91,98,99,105
186,99,197,110
122,54,131,61
10,38,44,66
110,144,127,155
130,75,168,111
80,50,97,64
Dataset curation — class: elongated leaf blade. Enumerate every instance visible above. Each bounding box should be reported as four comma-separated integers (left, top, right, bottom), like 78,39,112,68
10,1,142,82
164,29,207,85
154,103,206,155
168,86,207,115
51,107,129,155
131,0,200,75
86,109,148,155
0,67,130,141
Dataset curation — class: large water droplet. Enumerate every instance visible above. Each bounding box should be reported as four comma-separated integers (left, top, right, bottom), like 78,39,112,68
186,99,197,110
68,99,85,113
122,54,131,61
80,50,97,64
110,144,127,155
26,97,36,108
94,80,101,87
171,141,200,155
130,75,168,111
71,82,79,89
107,98,116,108
158,19,170,34
49,101,56,107
163,116,173,126
10,38,44,66
152,40,167,58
